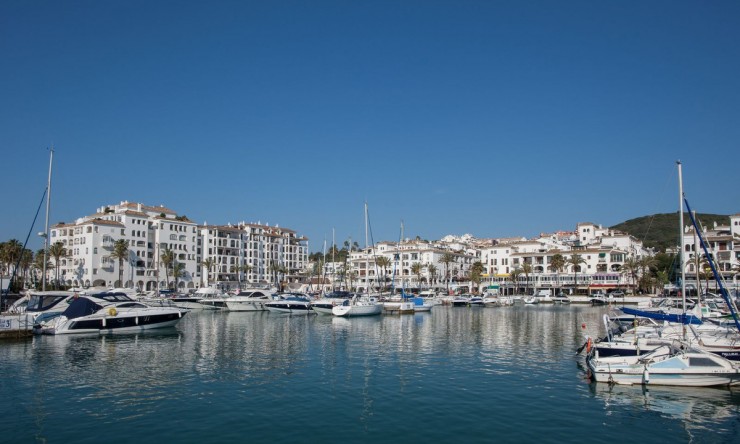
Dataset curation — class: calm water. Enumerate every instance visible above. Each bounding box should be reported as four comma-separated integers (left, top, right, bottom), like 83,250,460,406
2,305,739,443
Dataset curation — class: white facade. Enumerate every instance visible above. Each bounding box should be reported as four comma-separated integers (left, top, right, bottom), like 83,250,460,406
49,201,199,291
198,222,309,292
345,238,477,293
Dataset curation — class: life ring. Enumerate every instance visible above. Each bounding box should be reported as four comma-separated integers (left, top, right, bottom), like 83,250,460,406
108,307,118,317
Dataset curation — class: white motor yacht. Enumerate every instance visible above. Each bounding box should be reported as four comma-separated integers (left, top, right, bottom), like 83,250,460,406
265,293,313,315
1,291,76,333
311,290,352,315
195,287,230,310
224,289,273,312
34,291,186,335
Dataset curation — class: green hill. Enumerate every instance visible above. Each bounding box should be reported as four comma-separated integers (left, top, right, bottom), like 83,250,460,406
611,213,730,252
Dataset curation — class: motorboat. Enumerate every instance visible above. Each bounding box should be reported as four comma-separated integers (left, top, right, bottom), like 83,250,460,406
382,299,415,314
265,293,313,315
195,287,231,310
590,291,611,306
468,296,485,307
34,291,186,335
332,295,383,317
1,291,76,333
167,293,219,310
412,296,433,313
587,341,740,387
523,296,539,305
224,289,273,312
552,293,571,304
382,291,415,314
311,290,352,315
451,295,471,307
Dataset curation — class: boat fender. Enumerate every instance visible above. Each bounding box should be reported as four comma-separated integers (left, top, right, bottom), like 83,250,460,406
586,337,592,354
642,366,650,385
108,307,117,317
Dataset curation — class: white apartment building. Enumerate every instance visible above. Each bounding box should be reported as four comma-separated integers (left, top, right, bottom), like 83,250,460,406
345,238,477,293
198,222,309,292
480,222,651,295
682,214,740,291
49,201,199,291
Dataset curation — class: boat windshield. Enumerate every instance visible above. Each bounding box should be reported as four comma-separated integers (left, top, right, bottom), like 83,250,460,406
92,292,134,302
26,294,70,312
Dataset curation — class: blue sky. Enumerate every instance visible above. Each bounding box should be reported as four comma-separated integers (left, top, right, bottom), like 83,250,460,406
2,1,739,253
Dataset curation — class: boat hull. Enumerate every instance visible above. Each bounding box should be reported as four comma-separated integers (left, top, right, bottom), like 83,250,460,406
588,348,740,387
332,304,382,317
38,311,185,335
224,300,267,312
383,301,414,314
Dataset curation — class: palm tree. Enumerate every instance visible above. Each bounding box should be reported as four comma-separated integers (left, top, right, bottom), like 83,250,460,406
347,270,358,291
411,262,424,289
33,248,50,289
549,253,566,293
698,255,714,293
440,252,456,295
621,257,640,292
638,256,658,293
375,256,391,291
49,241,68,289
110,239,130,288
566,253,586,295
201,258,215,287
1,239,23,290
427,263,438,289
160,247,175,289
470,261,484,294
231,263,251,289
509,267,522,295
173,261,185,292
269,262,287,291
521,262,533,295
19,248,33,289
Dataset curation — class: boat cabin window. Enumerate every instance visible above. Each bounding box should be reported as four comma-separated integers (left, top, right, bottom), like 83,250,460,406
26,295,69,312
688,357,722,367
116,302,148,308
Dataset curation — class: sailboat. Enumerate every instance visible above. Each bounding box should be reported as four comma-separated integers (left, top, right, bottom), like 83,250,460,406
587,162,740,386
0,148,55,337
382,221,415,315
332,203,382,317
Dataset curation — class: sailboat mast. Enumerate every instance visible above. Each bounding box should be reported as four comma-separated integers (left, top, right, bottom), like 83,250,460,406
364,202,369,293
677,160,687,337
42,146,54,292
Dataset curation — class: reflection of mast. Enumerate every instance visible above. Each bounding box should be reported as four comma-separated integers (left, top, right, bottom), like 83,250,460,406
41,146,54,291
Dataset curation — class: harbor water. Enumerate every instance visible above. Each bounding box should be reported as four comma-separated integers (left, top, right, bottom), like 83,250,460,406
1,305,739,443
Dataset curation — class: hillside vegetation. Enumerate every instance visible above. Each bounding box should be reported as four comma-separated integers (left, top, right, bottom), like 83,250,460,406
611,213,730,252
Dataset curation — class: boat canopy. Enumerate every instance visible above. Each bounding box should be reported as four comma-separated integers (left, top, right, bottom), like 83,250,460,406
620,307,702,325
62,298,103,320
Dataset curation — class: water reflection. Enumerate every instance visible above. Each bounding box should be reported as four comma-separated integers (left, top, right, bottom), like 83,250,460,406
589,383,740,435
2,305,738,444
